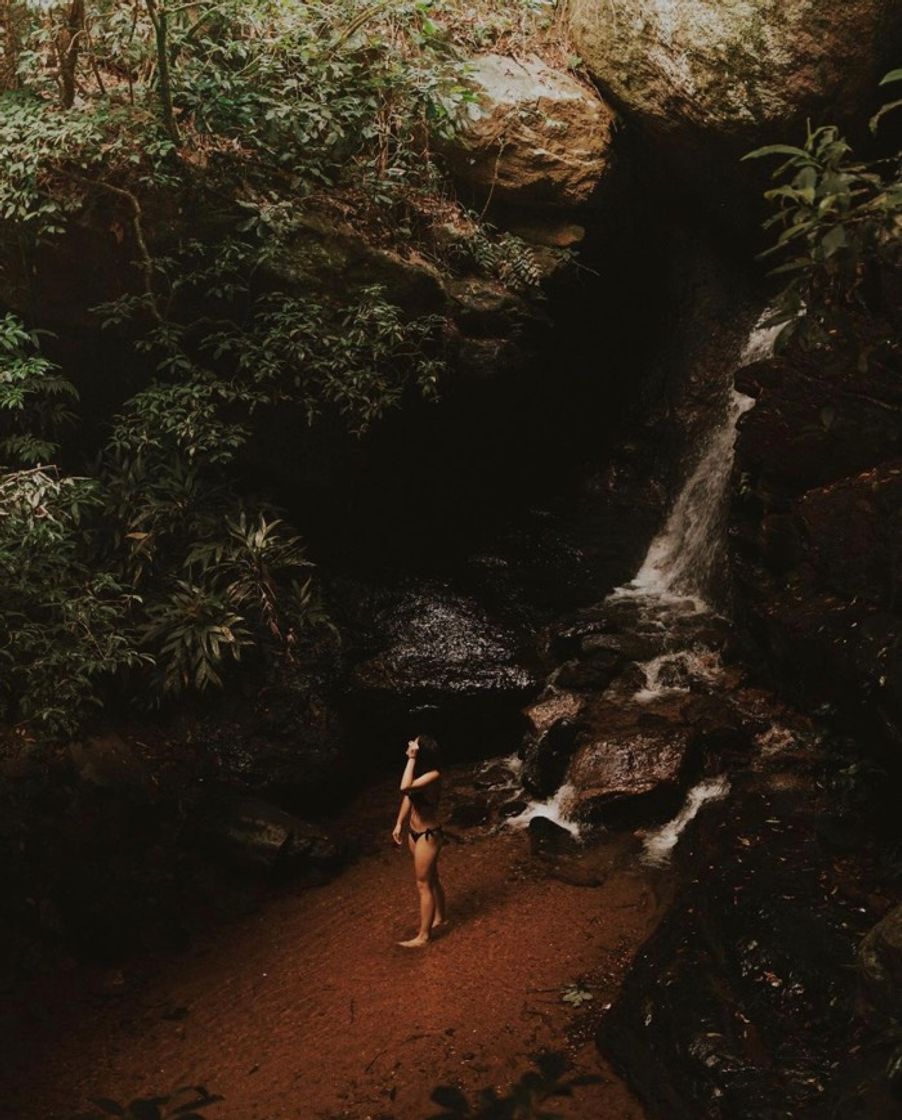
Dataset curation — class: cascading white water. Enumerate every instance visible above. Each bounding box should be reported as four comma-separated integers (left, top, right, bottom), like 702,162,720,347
499,312,779,854
623,388,755,605
633,648,723,704
505,782,582,838
639,775,731,866
615,313,780,608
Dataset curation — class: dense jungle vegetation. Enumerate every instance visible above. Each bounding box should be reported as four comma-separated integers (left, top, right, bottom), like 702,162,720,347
2,2,902,1117
0,0,559,737
4,0,901,743
747,71,902,367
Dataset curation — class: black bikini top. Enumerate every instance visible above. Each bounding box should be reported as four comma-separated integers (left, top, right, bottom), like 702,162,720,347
405,777,441,806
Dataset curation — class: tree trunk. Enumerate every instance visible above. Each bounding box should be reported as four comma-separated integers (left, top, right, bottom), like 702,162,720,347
0,0,25,92
144,0,181,145
58,0,85,109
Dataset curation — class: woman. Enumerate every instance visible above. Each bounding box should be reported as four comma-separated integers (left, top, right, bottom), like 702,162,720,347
392,735,446,948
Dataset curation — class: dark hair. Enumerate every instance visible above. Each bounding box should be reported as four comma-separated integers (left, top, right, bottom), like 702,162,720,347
414,734,440,775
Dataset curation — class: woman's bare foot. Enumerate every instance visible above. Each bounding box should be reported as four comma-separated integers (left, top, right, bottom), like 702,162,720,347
398,934,430,948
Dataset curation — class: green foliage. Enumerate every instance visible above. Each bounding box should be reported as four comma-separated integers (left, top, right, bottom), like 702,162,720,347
452,223,543,292
0,92,175,239
147,511,320,694
0,310,333,731
7,0,475,208
0,0,551,736
745,73,902,362
429,1052,601,1120
869,68,902,134
0,313,77,464
170,0,473,188
0,467,148,736
203,284,444,434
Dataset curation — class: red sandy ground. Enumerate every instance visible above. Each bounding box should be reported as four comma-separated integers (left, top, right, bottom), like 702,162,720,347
3,773,663,1120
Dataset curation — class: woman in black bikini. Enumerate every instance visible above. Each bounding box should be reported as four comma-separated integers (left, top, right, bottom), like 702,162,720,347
392,735,445,948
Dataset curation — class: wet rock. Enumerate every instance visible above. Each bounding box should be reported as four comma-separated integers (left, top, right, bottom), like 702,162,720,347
546,615,612,660
195,793,342,874
567,0,902,153
342,577,542,761
350,582,536,695
69,735,147,792
683,695,757,758
442,53,616,209
448,800,491,829
524,691,585,737
734,357,902,500
520,691,586,797
528,815,579,857
521,718,581,800
599,783,875,1118
499,798,528,818
731,350,902,752
472,761,518,790
566,728,693,826
579,632,658,663
554,654,623,693
859,903,902,1017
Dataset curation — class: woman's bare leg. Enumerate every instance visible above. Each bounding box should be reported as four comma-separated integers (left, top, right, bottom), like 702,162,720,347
399,836,440,948
430,857,445,927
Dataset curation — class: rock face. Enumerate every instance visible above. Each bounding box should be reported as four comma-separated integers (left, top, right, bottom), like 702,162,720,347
339,579,539,761
567,723,693,825
599,750,882,1119
443,53,616,208
730,353,902,753
349,581,537,697
567,0,902,146
189,672,349,815
860,903,902,1018
520,691,584,797
69,734,147,792
195,793,342,875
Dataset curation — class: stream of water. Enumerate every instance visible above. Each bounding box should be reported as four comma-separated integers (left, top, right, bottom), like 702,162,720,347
505,312,780,854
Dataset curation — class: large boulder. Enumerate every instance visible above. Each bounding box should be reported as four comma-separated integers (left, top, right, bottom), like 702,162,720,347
520,690,585,797
349,581,537,697
566,0,902,150
340,579,540,760
443,53,616,208
194,792,342,875
599,774,879,1119
566,726,693,825
731,352,902,752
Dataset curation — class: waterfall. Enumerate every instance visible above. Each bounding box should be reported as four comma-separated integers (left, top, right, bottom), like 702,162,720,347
500,311,779,855
614,313,779,609
624,388,754,605
639,775,731,865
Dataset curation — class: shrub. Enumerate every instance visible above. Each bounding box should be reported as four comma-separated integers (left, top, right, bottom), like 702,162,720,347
744,69,902,366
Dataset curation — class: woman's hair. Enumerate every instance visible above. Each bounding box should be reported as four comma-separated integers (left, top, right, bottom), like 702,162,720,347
414,734,440,774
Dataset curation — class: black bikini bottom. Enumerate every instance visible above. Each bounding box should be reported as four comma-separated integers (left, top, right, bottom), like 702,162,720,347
409,825,444,843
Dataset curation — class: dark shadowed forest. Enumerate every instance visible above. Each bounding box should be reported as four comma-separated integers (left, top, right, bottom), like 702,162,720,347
1,1,902,1118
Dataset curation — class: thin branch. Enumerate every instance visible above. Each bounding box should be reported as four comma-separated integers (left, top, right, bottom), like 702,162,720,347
64,173,164,324
144,0,181,144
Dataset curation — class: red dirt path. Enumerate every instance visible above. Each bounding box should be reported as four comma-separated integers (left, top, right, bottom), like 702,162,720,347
3,771,662,1120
